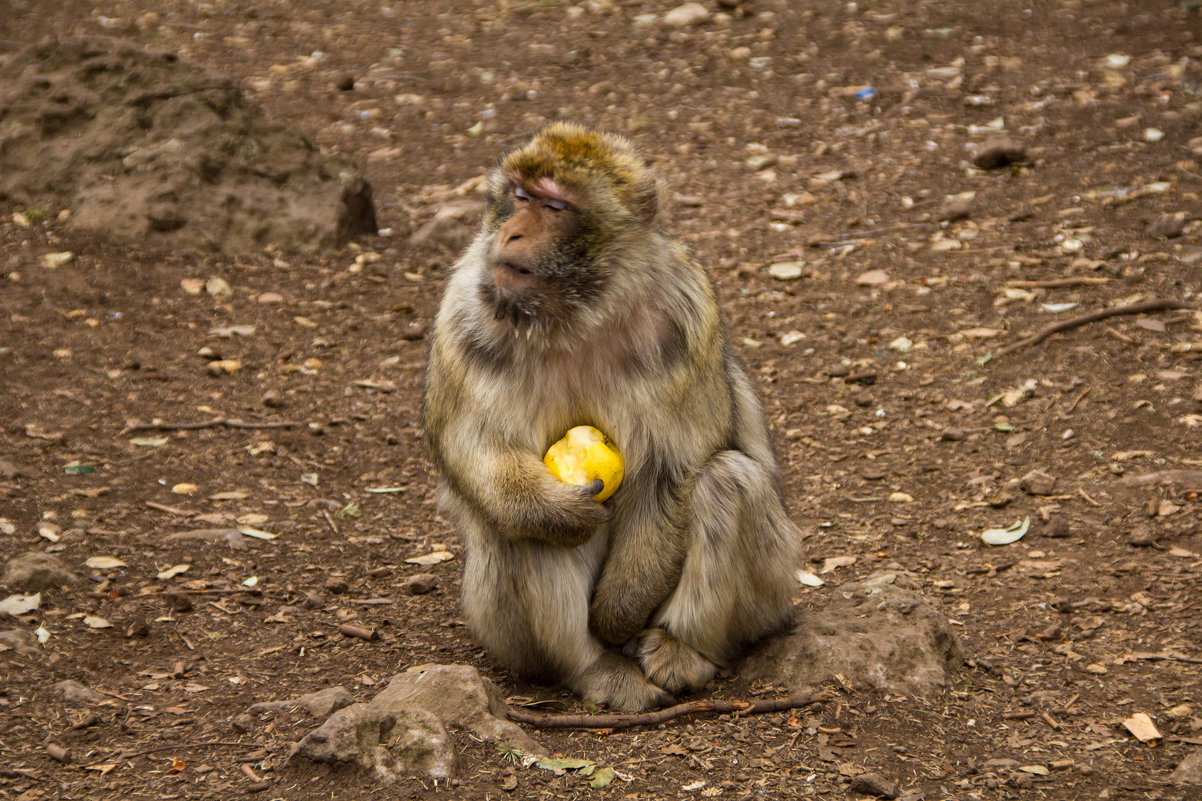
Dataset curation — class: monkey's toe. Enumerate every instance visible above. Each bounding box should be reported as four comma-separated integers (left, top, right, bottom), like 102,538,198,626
577,651,674,712
635,628,717,696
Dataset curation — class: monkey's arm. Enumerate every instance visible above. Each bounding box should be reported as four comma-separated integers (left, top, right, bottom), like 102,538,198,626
588,463,687,646
428,420,610,548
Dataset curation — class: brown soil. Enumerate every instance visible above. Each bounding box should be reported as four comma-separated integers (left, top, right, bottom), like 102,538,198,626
1,1,1200,799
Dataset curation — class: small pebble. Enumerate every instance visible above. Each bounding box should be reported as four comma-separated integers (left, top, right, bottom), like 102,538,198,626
1147,211,1186,239
971,137,1027,170
401,573,438,595
1127,525,1157,547
848,772,898,799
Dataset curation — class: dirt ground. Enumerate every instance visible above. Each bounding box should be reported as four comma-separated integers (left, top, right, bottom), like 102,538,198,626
2,0,1201,799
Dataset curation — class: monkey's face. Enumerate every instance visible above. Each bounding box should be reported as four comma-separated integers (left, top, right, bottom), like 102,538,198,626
481,176,604,331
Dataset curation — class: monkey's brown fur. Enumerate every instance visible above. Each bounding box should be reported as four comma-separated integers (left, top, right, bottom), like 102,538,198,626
424,122,801,712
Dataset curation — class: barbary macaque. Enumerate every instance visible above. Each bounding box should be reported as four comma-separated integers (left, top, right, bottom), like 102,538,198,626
423,122,801,712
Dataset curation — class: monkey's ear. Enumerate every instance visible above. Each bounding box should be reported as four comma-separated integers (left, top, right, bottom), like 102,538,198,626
635,173,666,223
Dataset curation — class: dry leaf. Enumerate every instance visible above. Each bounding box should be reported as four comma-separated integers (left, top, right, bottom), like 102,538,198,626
157,564,190,580
820,555,857,573
83,615,113,629
981,517,1030,546
0,593,41,615
1122,712,1162,743
85,556,128,570
405,550,454,566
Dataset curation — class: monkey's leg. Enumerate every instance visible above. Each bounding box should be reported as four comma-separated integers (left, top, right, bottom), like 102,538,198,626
460,520,672,712
636,450,798,695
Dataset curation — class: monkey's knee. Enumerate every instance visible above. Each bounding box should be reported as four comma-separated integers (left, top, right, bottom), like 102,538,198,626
631,627,717,696
576,651,674,712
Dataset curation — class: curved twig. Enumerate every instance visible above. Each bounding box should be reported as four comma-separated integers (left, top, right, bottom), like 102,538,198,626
994,299,1197,358
507,691,826,731
123,417,297,434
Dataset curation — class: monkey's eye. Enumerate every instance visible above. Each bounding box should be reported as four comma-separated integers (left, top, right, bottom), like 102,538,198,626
543,198,569,212
513,186,532,203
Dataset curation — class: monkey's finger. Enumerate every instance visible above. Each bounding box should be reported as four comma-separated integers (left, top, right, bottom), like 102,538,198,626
578,478,605,498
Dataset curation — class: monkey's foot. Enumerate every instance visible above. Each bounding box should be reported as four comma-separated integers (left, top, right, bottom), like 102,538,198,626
634,627,718,695
577,651,674,712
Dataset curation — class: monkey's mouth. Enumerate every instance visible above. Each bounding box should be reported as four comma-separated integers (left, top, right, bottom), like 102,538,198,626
493,261,538,293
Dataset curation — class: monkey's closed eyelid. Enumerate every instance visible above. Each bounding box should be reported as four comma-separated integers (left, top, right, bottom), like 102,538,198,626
513,185,533,201
544,198,569,212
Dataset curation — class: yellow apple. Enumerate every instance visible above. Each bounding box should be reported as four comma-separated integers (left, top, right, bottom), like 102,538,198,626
543,425,624,502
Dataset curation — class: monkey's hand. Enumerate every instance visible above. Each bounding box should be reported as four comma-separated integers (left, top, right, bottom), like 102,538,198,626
508,476,612,549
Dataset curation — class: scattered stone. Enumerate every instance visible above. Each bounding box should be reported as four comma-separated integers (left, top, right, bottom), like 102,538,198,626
2,551,77,592
251,686,355,718
1042,517,1071,539
55,679,108,705
1126,526,1158,547
0,36,376,256
124,616,151,638
291,664,545,783
941,193,975,221
302,592,326,609
849,772,899,799
663,2,710,26
401,574,438,595
855,269,890,287
827,364,852,378
165,591,193,613
294,703,456,782
0,628,40,656
163,528,250,549
1147,211,1186,239
744,573,962,697
324,576,350,595
232,712,256,732
971,137,1027,170
1019,469,1057,496
767,261,805,280
1170,749,1202,785
0,458,26,480
261,390,286,408
409,199,484,252
940,427,966,442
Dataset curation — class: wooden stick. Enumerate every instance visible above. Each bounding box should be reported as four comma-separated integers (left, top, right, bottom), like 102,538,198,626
1004,277,1109,289
124,417,297,434
994,299,1197,358
117,740,265,760
507,691,825,731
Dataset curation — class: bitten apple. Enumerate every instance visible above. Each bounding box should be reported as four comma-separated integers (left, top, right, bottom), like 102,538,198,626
543,425,624,502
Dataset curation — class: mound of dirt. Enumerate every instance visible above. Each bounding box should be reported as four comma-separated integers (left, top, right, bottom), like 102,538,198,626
0,36,376,255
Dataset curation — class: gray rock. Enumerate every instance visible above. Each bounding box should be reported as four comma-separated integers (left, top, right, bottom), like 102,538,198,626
250,686,354,718
1019,469,1057,496
401,573,438,595
1148,211,1186,239
367,665,544,756
293,703,456,782
0,36,376,256
55,679,108,705
2,551,77,592
849,771,899,798
0,628,40,656
743,573,963,698
1170,748,1202,785
410,199,484,252
162,528,249,549
290,664,545,782
971,137,1027,170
